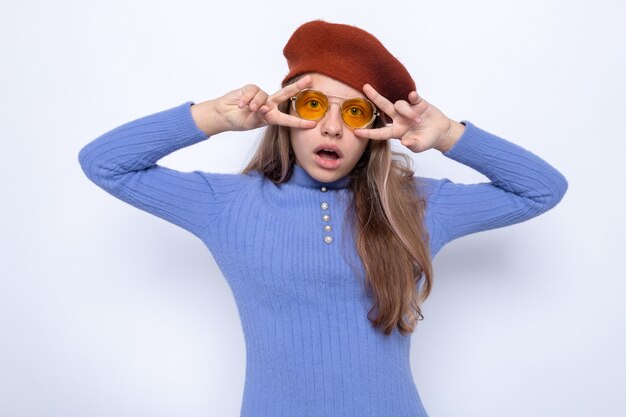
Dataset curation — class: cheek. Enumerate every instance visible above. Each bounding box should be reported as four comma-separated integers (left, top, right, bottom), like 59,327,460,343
289,127,315,149
350,141,370,169
288,128,299,147
352,139,370,160
289,130,306,158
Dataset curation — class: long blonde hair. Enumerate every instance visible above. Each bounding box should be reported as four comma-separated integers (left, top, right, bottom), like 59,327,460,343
242,90,433,336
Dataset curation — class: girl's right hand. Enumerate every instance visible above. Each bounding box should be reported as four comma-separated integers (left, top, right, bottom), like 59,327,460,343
191,75,317,136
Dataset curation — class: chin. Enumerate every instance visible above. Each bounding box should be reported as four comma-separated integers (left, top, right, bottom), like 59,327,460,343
309,167,348,183
313,173,340,182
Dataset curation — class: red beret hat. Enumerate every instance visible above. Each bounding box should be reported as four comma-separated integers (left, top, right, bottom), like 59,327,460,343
282,20,416,105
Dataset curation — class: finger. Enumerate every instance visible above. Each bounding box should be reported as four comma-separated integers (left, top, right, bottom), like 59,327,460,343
394,100,422,123
362,84,397,119
408,91,420,105
249,90,269,112
268,75,314,105
353,125,396,140
401,137,428,153
265,109,317,129
237,84,261,109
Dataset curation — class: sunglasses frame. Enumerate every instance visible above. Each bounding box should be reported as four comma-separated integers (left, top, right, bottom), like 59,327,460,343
290,89,380,129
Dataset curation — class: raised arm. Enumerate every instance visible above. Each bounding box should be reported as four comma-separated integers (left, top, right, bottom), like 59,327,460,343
78,79,317,238
354,84,568,250
423,121,568,247
77,101,237,238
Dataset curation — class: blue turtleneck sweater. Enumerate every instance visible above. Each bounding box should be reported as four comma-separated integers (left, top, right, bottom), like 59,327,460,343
78,101,567,417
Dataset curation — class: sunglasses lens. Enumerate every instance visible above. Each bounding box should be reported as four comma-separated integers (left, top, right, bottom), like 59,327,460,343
294,90,329,120
293,90,377,128
341,98,375,128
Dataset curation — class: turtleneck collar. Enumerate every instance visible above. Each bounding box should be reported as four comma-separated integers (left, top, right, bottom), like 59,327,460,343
287,164,352,190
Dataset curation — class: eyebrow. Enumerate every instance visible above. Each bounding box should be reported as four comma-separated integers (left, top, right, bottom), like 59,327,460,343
296,89,367,101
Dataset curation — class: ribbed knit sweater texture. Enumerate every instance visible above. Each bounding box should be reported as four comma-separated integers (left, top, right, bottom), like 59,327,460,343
78,101,568,417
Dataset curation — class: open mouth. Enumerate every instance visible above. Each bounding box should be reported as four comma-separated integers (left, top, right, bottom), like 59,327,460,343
316,149,340,160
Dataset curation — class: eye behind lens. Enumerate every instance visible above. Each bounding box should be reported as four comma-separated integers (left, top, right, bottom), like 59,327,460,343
295,90,329,120
292,90,377,128
342,98,374,128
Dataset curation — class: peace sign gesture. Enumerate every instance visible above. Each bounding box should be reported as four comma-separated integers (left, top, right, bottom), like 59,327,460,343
191,76,316,137
353,84,465,153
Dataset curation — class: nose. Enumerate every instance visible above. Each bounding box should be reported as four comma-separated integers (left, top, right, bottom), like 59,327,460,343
320,103,343,138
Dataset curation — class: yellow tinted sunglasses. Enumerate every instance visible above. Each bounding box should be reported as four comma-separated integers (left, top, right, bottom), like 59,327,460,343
290,89,380,129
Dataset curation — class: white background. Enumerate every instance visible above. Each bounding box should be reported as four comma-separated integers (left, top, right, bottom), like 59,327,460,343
2,0,624,416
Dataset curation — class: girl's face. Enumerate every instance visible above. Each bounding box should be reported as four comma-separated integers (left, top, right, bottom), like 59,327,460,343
288,73,371,183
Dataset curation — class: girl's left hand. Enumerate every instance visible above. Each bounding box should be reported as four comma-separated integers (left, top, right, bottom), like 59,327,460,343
354,84,465,153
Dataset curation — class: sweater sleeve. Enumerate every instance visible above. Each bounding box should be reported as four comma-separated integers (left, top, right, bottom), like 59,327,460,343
423,120,568,247
77,101,243,239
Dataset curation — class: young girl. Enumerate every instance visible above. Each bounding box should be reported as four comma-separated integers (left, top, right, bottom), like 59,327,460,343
78,20,567,417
